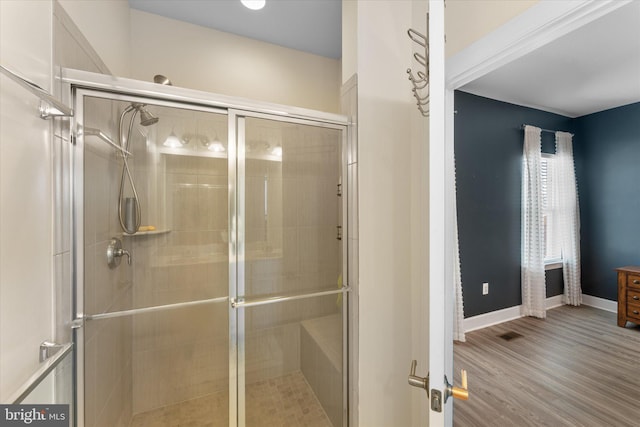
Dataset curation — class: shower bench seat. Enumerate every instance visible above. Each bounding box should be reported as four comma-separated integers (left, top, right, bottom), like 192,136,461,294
301,314,342,427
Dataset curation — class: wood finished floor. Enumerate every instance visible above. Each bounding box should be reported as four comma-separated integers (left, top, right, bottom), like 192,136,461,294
454,305,640,427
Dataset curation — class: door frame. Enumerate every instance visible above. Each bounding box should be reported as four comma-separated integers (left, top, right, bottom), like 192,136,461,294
436,0,631,424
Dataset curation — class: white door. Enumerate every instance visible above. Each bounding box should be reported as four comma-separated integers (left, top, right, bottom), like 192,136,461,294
428,1,456,425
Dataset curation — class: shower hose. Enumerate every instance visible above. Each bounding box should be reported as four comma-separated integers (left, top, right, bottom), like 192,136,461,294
118,105,142,234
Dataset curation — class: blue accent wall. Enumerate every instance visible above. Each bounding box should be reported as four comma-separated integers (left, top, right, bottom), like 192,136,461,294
573,102,640,300
455,91,572,317
456,91,640,318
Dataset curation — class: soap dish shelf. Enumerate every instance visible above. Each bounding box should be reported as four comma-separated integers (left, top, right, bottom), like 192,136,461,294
121,229,171,237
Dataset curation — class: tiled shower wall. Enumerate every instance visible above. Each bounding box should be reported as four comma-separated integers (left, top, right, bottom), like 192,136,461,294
130,153,230,414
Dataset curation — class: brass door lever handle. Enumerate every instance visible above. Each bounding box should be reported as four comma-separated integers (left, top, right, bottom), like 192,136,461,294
445,369,469,402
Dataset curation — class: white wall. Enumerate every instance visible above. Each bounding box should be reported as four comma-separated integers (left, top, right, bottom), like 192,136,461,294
130,10,341,113
0,0,54,401
349,1,428,425
57,0,131,77
341,0,358,84
445,0,539,57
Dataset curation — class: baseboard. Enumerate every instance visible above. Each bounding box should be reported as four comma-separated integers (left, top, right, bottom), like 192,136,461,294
581,294,617,313
464,305,522,333
465,294,567,333
545,294,564,309
464,294,617,332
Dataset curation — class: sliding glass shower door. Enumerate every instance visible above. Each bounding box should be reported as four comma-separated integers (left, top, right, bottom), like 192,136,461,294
236,116,346,427
73,88,348,427
76,92,231,427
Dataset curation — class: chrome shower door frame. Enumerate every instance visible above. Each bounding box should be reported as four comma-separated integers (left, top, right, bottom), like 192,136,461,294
66,68,351,427
71,87,230,427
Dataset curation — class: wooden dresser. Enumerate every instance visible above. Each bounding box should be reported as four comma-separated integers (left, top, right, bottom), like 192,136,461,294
617,266,640,327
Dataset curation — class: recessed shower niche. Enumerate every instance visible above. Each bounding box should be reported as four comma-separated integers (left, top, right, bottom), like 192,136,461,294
73,85,349,427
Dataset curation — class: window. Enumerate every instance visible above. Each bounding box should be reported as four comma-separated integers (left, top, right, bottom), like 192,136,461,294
541,154,561,263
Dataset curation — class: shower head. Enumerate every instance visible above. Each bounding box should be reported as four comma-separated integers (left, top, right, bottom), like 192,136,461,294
153,74,172,86
138,108,159,126
132,103,159,126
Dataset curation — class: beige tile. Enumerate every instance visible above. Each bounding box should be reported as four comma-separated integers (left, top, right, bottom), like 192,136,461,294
245,372,333,427
132,339,228,413
130,372,330,427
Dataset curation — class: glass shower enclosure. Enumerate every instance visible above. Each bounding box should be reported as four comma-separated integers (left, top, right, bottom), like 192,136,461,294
71,77,349,427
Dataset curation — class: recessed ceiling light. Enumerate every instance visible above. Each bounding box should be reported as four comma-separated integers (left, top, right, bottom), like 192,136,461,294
241,0,265,11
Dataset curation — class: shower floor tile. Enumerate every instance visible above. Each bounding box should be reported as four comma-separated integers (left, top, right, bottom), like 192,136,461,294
129,371,333,427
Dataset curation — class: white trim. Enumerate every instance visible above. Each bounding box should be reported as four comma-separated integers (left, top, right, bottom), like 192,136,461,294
581,294,617,313
446,0,631,89
464,294,563,333
545,261,563,270
428,2,448,425
546,294,564,310
464,305,521,333
463,294,617,332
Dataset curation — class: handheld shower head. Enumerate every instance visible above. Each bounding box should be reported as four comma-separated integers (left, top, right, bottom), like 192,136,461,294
131,103,159,126
138,108,159,126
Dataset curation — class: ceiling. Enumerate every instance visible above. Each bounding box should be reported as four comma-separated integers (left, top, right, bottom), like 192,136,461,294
128,1,639,117
128,0,342,59
459,1,640,118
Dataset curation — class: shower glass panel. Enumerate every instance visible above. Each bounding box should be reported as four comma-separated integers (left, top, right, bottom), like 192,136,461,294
75,85,348,427
243,296,344,427
83,304,229,427
79,93,230,427
243,117,344,298
240,117,345,427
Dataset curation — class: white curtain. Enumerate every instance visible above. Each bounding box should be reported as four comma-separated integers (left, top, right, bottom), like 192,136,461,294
453,160,465,342
521,125,546,318
554,131,582,305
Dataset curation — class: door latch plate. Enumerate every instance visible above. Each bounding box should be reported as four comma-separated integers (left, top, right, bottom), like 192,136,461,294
431,389,442,412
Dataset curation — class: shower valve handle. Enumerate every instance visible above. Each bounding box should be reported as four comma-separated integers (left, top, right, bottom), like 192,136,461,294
115,248,131,265
107,237,131,268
